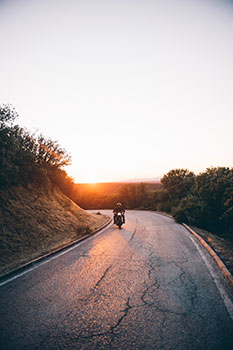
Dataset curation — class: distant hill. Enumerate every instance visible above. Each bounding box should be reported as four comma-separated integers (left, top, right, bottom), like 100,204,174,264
120,177,161,183
75,181,162,196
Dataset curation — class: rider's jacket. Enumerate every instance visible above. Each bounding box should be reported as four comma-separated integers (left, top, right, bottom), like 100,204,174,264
113,206,125,214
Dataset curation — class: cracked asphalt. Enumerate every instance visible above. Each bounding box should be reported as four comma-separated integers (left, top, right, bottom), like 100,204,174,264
1,210,233,350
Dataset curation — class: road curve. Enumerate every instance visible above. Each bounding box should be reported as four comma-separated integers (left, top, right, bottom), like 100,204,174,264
0,210,233,350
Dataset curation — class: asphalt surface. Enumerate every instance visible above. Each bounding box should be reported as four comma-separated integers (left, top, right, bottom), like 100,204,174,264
0,210,233,350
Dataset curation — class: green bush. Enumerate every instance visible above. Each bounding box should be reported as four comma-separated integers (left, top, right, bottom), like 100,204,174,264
0,104,73,195
172,195,207,227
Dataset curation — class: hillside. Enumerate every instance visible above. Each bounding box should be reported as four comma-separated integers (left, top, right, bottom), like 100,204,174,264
0,184,109,276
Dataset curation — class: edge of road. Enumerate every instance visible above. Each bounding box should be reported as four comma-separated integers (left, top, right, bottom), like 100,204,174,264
183,223,233,289
0,217,112,286
154,211,233,289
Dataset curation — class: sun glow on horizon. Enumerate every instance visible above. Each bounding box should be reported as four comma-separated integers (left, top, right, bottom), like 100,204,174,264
81,179,98,184
74,173,107,184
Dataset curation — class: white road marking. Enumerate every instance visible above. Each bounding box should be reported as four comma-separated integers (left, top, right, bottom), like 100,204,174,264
0,223,113,288
189,236,233,321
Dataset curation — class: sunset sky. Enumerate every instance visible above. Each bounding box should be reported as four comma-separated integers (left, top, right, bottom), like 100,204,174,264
1,0,233,183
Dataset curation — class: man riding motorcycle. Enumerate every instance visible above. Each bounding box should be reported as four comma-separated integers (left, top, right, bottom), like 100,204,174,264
113,202,125,224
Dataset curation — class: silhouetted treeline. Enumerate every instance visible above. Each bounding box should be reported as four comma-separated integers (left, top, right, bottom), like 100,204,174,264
0,104,73,192
74,182,161,210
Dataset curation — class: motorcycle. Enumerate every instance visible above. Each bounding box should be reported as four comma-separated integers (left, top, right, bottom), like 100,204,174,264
115,212,124,229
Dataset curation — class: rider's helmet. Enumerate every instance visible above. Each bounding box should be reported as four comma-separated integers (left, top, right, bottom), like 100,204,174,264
117,202,122,207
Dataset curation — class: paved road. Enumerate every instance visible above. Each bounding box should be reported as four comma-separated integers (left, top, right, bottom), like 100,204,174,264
1,211,233,350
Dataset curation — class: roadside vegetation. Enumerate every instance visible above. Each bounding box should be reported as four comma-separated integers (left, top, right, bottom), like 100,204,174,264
0,105,108,275
159,168,233,239
73,169,233,241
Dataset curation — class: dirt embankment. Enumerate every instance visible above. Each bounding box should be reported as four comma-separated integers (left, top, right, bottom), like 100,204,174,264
190,226,233,276
0,184,109,276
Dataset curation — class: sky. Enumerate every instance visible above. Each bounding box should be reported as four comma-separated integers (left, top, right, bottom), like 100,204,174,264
0,0,233,183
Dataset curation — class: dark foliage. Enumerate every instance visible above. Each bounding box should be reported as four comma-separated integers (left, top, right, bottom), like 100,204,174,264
74,182,159,210
165,167,233,236
160,169,195,211
0,105,71,189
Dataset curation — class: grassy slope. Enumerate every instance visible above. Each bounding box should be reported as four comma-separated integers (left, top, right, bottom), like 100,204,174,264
0,184,109,276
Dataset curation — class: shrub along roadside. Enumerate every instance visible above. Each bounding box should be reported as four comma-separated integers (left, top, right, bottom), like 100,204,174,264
164,168,233,239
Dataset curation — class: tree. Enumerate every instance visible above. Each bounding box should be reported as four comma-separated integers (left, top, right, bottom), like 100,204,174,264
170,167,233,235
136,183,147,207
161,169,195,198
0,104,72,189
0,105,33,186
172,194,208,228
0,104,18,129
118,184,142,209
35,134,71,169
160,169,195,211
194,167,233,233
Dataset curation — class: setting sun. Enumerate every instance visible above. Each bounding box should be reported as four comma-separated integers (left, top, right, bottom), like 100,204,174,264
83,179,98,185
74,172,105,184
